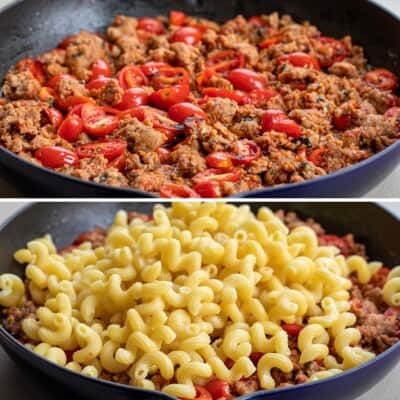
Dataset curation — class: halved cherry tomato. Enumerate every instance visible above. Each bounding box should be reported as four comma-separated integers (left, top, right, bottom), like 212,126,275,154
205,379,231,400
86,77,112,90
68,104,85,117
182,386,212,400
227,68,267,92
277,52,320,71
192,168,243,185
64,95,95,109
117,65,148,90
141,61,170,77
76,139,127,161
117,88,149,110
262,109,302,138
35,146,78,168
43,107,64,128
152,67,190,89
281,323,303,337
248,88,278,105
156,147,171,163
206,50,245,74
58,34,76,49
259,34,281,49
364,68,398,91
160,183,200,198
108,152,126,171
206,152,233,169
333,114,352,131
232,140,261,166
168,102,207,123
248,16,265,26
57,114,83,142
150,84,190,110
137,17,166,34
250,352,264,365
81,103,119,137
317,37,347,68
91,59,112,80
308,148,327,166
202,88,248,105
193,181,222,198
46,73,77,89
16,58,45,85
196,68,218,87
171,26,203,45
169,10,186,26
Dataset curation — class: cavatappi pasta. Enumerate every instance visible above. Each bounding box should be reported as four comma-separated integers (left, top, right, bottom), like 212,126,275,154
1,203,399,399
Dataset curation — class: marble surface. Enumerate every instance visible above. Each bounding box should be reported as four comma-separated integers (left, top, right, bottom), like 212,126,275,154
0,0,399,197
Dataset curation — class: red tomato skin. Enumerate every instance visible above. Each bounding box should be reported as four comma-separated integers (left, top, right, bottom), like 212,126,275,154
206,152,234,169
262,110,301,138
44,107,64,129
171,26,203,45
86,77,112,90
206,50,245,73
205,379,232,400
117,65,148,90
317,37,347,67
108,152,126,171
202,88,248,105
117,88,149,110
278,52,321,71
141,61,170,76
150,85,190,110
192,168,243,185
17,58,45,84
57,114,83,142
193,181,222,198
137,17,165,34
248,16,265,26
247,89,278,107
232,140,261,165
333,114,352,131
259,35,281,49
76,139,127,161
261,109,287,131
151,67,190,89
156,147,171,163
282,323,303,337
227,68,267,92
81,103,120,137
46,73,77,89
91,59,112,79
307,148,327,166
58,35,76,49
35,146,78,168
168,102,207,123
169,10,186,26
160,183,200,198
364,68,398,91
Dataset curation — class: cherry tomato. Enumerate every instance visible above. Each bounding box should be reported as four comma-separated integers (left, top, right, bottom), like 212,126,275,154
182,386,212,400
117,65,148,90
247,89,278,107
141,61,170,76
117,88,149,110
333,114,352,131
16,58,45,85
171,26,203,45
86,77,112,90
317,37,347,68
156,147,171,163
307,148,327,166
39,87,57,103
205,379,231,400
137,17,166,34
58,34,76,49
193,181,222,198
259,34,281,49
169,10,186,26
108,152,127,171
192,168,243,185
160,183,200,198
35,146,78,168
206,152,234,169
43,107,64,128
202,87,248,105
91,59,112,80
150,84,190,110
278,52,321,71
57,114,83,142
152,67,190,89
262,110,301,138
64,95,95,109
81,103,119,137
168,102,207,123
227,68,267,92
281,323,303,337
364,68,398,91
46,73,77,89
76,139,127,160
250,352,264,365
248,16,265,26
232,140,261,165
206,50,245,74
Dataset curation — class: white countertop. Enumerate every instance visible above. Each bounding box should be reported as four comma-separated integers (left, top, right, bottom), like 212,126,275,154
0,201,399,399
0,0,400,197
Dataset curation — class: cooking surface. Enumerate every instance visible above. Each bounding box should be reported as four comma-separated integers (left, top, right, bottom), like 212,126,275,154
0,0,400,198
0,201,399,399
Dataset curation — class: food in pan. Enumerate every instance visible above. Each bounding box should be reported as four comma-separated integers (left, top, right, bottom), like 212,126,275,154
1,203,399,399
1,11,400,197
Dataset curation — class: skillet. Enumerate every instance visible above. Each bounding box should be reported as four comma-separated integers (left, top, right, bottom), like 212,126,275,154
0,0,400,197
0,202,399,399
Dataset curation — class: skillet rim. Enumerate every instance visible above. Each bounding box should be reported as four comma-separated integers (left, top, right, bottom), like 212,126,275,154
0,202,400,399
1,0,400,197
